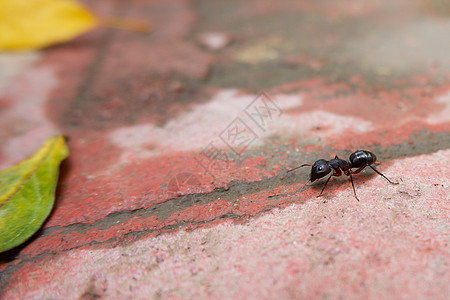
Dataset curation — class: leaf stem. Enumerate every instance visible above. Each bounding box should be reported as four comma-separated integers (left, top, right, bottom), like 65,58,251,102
100,16,152,33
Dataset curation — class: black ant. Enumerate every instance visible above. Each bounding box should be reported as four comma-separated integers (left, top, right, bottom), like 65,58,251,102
288,150,398,201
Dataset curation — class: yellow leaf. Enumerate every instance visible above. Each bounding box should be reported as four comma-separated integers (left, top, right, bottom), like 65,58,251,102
0,136,69,252
0,0,98,51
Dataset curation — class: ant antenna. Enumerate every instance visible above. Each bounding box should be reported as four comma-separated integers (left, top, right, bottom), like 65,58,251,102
287,164,311,173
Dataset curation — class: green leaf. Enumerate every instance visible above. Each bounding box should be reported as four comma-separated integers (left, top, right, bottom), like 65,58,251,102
0,136,69,252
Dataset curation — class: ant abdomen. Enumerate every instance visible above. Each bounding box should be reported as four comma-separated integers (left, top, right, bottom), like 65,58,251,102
349,150,376,168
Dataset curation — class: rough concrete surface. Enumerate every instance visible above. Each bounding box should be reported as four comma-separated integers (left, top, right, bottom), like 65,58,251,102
0,0,449,299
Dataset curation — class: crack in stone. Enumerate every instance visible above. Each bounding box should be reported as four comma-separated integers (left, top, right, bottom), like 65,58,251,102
38,172,309,238
26,131,450,240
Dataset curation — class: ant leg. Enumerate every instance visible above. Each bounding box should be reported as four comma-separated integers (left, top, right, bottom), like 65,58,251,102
287,164,311,173
317,174,333,198
352,166,366,175
348,172,360,201
369,166,399,185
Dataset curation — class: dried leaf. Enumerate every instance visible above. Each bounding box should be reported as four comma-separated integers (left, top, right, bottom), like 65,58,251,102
0,136,69,252
0,0,98,51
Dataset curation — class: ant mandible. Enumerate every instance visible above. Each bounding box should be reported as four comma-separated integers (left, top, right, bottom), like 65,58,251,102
288,150,398,201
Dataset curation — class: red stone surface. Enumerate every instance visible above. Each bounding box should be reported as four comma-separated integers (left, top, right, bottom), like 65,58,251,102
1,0,449,299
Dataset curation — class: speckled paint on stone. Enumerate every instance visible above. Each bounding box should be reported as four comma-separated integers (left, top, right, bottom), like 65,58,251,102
1,0,450,298
1,150,449,299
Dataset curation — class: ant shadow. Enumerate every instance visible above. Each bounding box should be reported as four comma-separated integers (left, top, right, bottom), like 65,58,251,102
289,170,378,201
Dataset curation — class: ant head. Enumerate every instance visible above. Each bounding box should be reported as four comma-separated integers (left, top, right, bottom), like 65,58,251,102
311,159,331,182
